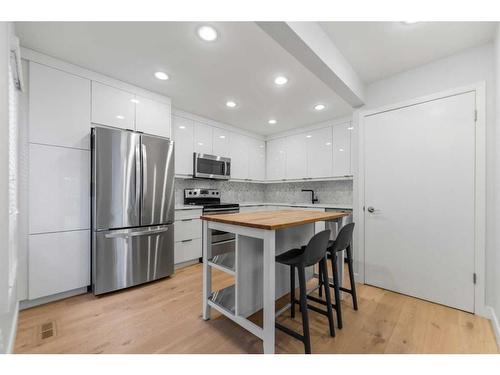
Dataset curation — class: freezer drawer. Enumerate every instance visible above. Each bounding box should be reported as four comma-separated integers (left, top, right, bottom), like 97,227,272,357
93,224,174,295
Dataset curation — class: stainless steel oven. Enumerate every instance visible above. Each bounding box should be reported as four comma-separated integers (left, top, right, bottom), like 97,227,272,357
193,153,231,180
203,206,239,257
184,188,238,258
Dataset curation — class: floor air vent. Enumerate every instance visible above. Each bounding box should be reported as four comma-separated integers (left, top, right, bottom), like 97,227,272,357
40,321,55,340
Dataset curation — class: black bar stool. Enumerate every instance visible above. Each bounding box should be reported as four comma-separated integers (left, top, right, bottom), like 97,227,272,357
275,230,335,354
317,222,357,330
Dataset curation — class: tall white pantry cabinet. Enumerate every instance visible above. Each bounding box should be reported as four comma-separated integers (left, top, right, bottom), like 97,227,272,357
26,60,171,303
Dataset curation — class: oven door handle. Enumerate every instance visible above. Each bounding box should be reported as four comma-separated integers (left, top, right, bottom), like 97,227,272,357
204,208,239,213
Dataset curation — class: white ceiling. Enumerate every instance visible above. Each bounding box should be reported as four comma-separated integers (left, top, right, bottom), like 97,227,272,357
15,22,353,135
319,22,497,84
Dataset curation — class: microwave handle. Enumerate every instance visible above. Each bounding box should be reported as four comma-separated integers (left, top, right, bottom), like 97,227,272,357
224,161,230,177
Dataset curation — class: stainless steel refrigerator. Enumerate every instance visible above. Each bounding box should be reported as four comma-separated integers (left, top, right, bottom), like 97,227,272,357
91,126,175,295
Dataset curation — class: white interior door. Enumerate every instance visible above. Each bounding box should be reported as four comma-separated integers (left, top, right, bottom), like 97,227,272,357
364,91,476,312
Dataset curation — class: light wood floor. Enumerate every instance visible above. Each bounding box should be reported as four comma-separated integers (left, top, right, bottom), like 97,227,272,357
14,263,498,354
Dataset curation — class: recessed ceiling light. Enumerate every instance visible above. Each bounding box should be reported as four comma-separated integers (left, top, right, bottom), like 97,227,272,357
198,25,218,42
274,76,288,85
325,142,332,146
314,104,326,111
268,119,277,125
130,98,140,104
197,142,204,146
116,115,124,120
179,125,186,130
339,148,345,152
347,126,354,130
402,21,419,24
226,100,237,108
219,135,226,139
154,71,169,80
306,135,312,138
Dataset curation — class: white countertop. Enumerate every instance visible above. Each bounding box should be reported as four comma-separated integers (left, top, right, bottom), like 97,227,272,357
175,202,352,210
238,202,353,210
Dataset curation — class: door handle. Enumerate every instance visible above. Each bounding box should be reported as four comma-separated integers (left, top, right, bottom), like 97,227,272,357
367,206,379,213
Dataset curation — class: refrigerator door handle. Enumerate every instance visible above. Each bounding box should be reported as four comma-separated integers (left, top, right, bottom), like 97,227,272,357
135,139,141,218
104,227,170,239
141,142,147,206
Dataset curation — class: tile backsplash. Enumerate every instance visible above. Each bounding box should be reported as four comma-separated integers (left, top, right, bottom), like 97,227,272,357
175,178,352,206
264,180,352,205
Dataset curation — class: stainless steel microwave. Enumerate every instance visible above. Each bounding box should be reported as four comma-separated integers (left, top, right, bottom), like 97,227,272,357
193,153,231,180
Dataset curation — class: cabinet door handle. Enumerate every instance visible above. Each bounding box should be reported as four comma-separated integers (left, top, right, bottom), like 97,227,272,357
181,239,193,243
181,218,193,222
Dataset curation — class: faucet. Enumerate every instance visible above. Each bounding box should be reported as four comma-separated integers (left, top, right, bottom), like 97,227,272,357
301,189,318,204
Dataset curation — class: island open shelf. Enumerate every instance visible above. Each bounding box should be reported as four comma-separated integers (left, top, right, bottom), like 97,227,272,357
208,252,235,275
208,284,236,315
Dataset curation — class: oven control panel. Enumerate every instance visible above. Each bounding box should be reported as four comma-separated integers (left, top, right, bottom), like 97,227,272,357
184,188,220,198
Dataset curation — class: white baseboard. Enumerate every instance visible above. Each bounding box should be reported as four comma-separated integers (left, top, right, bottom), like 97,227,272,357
488,306,500,351
19,287,88,310
175,259,200,270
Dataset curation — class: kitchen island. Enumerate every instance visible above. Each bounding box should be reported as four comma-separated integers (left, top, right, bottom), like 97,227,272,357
200,209,348,354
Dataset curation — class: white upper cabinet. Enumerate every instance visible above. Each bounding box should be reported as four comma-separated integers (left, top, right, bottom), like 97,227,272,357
29,144,90,234
29,62,91,149
248,137,266,181
266,137,287,180
212,127,231,157
285,133,308,180
173,116,194,176
229,132,250,180
306,126,333,178
91,81,135,129
135,96,171,138
332,122,353,176
193,121,213,155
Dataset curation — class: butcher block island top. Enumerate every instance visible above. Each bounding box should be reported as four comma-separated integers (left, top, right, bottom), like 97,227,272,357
200,209,348,230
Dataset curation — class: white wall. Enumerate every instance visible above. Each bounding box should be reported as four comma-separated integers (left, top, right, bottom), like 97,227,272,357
492,25,500,342
0,22,18,354
359,43,497,310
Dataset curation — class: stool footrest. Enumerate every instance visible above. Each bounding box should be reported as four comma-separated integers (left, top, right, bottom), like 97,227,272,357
276,322,305,343
306,295,338,310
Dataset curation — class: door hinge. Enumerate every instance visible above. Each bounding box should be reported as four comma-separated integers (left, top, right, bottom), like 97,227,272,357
473,273,477,284
474,110,478,122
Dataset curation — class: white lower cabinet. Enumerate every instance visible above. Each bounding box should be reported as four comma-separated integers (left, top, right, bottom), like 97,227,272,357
29,144,90,234
174,209,202,265
175,238,202,265
29,230,90,300
175,219,202,242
